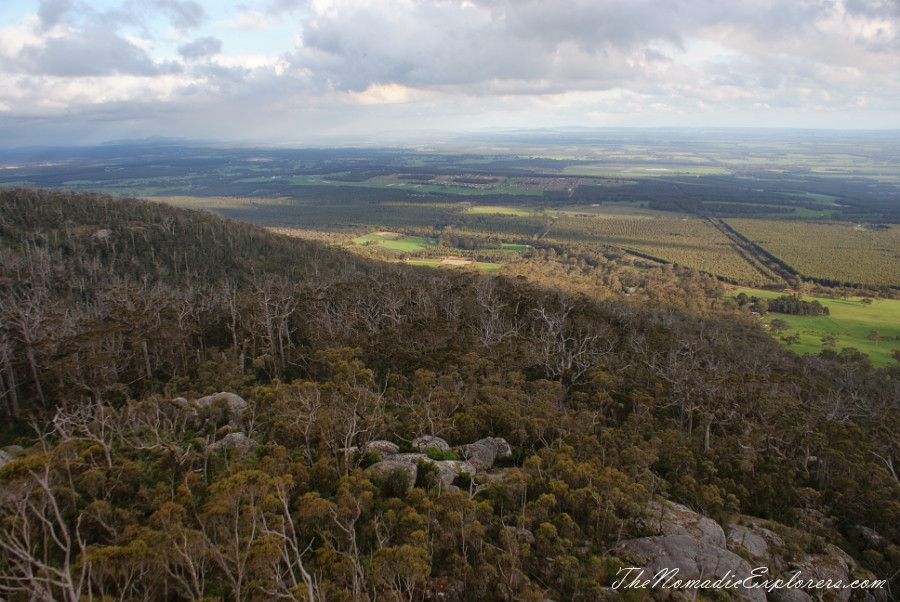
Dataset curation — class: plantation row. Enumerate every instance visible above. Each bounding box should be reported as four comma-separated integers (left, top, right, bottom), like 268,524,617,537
726,219,900,288
547,216,771,285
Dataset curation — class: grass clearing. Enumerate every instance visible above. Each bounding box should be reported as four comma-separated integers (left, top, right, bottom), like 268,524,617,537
728,287,900,366
502,243,530,254
352,232,435,252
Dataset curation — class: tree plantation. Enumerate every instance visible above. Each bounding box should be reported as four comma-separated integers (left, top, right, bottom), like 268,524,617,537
0,189,898,601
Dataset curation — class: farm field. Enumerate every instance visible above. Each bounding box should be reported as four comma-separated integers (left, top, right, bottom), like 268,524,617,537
556,202,686,218
405,258,504,272
547,215,770,285
726,219,900,287
5,135,900,293
351,231,515,272
729,288,900,367
465,205,553,217
353,232,435,252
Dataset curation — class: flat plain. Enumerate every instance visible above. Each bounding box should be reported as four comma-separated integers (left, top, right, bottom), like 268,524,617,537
4,130,900,365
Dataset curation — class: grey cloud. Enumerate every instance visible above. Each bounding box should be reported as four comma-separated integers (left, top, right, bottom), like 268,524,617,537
193,62,248,85
17,27,167,76
260,0,305,15
287,0,900,100
37,0,74,30
290,0,694,92
179,37,223,60
844,0,900,18
155,0,206,31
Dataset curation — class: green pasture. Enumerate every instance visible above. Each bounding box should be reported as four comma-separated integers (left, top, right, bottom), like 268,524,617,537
352,233,434,252
728,288,900,367
780,192,840,204
502,243,530,254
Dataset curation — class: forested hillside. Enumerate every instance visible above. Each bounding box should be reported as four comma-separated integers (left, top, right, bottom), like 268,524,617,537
0,189,898,601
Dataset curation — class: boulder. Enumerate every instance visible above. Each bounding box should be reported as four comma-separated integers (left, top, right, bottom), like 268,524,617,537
726,524,771,560
857,525,889,550
621,502,889,602
394,453,428,465
777,591,815,602
433,460,477,489
365,440,400,457
788,544,855,601
0,449,13,470
194,392,248,429
208,432,259,455
619,534,765,602
367,460,418,492
643,501,726,548
461,437,511,471
366,452,476,492
411,435,450,452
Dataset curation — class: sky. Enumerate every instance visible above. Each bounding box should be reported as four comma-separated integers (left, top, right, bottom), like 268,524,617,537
1,0,899,146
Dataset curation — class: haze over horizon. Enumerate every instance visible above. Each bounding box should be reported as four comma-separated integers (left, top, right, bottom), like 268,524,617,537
2,0,899,147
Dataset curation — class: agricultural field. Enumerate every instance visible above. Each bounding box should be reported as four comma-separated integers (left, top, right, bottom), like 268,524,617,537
547,215,771,285
465,205,553,217
556,201,686,218
349,231,517,272
405,258,504,272
5,134,900,292
726,219,900,288
352,232,436,252
562,164,732,177
728,288,900,367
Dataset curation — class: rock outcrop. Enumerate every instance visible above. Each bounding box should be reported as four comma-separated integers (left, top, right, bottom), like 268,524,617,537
365,440,400,456
366,459,418,491
621,501,764,602
366,452,477,493
619,501,888,602
411,435,450,452
363,435,505,493
208,432,259,455
461,437,512,471
174,391,248,431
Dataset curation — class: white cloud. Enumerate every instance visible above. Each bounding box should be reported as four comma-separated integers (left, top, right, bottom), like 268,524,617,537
1,0,900,143
224,8,270,31
346,82,416,104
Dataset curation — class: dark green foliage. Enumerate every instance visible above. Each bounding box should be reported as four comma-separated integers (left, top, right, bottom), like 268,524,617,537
769,294,830,316
424,447,461,461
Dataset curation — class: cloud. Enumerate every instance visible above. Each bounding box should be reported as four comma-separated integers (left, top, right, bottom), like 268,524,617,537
266,0,305,14
286,0,900,105
225,8,271,31
37,0,74,31
287,0,700,93
179,36,223,60
2,0,900,144
16,26,172,77
154,0,206,31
